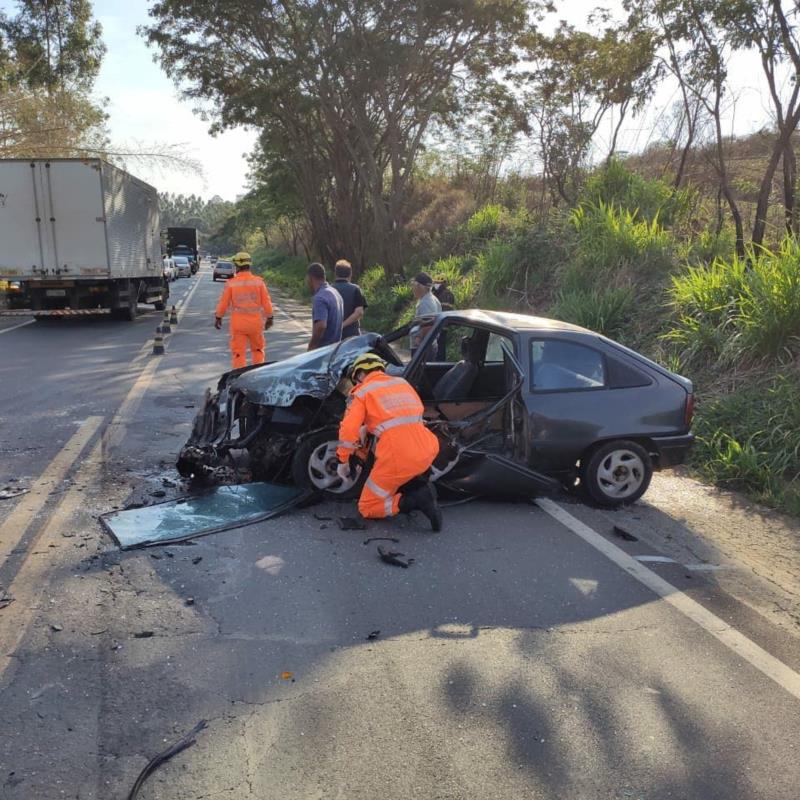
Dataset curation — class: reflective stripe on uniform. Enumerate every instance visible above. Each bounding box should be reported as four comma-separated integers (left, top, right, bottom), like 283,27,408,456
365,477,394,515
353,376,407,400
336,440,359,451
373,414,423,435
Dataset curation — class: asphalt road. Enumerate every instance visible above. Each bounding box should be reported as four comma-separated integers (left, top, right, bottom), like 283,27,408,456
1,265,799,800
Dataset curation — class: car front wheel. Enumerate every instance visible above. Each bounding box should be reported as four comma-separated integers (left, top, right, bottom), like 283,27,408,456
580,440,652,507
291,428,368,500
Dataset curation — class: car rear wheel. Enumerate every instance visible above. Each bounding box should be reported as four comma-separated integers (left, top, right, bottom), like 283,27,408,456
291,428,368,501
580,440,652,507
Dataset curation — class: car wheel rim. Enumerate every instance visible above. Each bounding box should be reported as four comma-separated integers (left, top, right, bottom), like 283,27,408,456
307,441,361,493
596,449,645,499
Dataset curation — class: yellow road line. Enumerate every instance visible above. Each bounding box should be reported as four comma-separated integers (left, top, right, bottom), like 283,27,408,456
0,270,206,682
0,416,103,565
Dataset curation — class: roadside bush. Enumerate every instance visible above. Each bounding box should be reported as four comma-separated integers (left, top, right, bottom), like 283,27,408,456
582,159,693,227
550,287,635,338
581,159,692,228
466,203,512,241
253,247,309,296
566,201,675,290
691,375,800,515
668,240,800,364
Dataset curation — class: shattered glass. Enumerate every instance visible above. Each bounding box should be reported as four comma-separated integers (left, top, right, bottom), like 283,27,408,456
101,482,307,549
230,333,385,407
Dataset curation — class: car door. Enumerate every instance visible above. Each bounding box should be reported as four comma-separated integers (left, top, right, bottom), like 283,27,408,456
523,335,610,474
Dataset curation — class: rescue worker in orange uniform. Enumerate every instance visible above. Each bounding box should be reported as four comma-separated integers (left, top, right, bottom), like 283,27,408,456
214,252,274,369
336,353,442,531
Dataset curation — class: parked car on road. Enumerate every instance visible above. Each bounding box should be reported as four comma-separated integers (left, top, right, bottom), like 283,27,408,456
173,256,192,278
212,260,235,281
162,257,177,282
178,310,694,507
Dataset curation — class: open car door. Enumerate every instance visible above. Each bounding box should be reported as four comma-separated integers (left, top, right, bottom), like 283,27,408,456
430,342,562,499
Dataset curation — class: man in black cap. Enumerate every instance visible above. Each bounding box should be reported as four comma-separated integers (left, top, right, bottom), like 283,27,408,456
410,272,442,355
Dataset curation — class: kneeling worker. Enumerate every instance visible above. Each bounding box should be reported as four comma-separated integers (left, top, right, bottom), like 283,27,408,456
214,251,274,369
336,354,442,531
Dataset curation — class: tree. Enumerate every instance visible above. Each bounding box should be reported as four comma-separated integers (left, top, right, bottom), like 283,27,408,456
523,16,660,206
0,0,107,157
144,0,534,275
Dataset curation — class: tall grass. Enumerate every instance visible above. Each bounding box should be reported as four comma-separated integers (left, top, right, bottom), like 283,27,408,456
582,159,694,227
691,375,800,515
550,287,635,338
566,201,675,290
668,239,800,364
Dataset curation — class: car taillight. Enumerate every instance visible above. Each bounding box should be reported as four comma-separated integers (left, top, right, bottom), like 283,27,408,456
684,392,695,428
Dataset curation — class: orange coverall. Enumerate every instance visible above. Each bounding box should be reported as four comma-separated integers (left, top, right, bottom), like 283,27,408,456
336,371,439,519
215,271,274,369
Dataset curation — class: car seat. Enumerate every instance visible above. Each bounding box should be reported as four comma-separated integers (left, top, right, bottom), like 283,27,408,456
432,336,481,401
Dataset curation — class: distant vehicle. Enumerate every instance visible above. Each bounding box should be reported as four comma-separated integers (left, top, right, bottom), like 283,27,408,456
210,256,219,265
166,228,199,273
212,259,235,281
178,310,695,508
0,158,167,320
173,256,192,278
162,257,176,282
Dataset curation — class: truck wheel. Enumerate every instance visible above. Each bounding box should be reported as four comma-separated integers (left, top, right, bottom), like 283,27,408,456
112,295,137,321
291,429,368,501
580,440,652,507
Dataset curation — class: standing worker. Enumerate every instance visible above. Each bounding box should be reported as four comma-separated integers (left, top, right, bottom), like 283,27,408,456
332,259,368,338
409,272,442,355
336,353,442,531
307,262,343,350
214,251,274,369
433,277,455,359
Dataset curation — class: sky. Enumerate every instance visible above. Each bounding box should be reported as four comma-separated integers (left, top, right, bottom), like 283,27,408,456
90,0,257,201
1,1,778,201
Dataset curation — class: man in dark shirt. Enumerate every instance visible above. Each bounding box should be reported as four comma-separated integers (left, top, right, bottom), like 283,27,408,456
307,262,343,350
332,259,368,338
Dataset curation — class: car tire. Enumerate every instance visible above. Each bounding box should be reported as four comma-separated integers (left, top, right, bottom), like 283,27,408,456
580,439,652,507
291,428,368,501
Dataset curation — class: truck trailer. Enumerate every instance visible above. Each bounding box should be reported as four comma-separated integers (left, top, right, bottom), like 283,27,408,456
0,158,167,320
166,227,199,273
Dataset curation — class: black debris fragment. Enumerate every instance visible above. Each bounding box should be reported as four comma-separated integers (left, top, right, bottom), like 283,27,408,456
0,486,29,500
185,597,195,606
124,502,145,510
50,624,63,632
366,630,381,640
134,631,154,639
150,490,166,499
337,516,366,531
313,513,333,521
126,719,207,800
377,545,414,568
0,591,13,610
613,525,638,542
192,556,203,565
363,537,400,546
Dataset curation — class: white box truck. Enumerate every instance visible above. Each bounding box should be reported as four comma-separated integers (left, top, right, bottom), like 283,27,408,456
0,158,168,320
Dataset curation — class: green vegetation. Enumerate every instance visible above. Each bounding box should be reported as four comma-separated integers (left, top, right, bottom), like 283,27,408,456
253,159,799,516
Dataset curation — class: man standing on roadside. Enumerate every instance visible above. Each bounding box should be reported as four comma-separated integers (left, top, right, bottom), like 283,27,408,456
307,262,343,350
332,259,368,339
214,251,274,369
409,272,442,355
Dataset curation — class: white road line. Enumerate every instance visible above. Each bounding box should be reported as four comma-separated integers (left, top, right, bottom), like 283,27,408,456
537,498,800,702
0,319,34,334
634,555,677,563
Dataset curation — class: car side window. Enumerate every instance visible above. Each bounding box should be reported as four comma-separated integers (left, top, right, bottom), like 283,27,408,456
485,332,512,363
531,339,605,391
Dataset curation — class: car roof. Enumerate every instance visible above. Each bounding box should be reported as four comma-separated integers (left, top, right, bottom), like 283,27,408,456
434,309,591,334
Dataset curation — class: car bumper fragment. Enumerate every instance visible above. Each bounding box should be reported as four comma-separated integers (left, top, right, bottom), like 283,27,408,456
651,434,694,468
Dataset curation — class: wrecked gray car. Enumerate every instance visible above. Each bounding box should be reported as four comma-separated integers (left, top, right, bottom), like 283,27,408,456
178,310,694,507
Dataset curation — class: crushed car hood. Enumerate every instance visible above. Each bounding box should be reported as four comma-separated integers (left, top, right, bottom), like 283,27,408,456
228,333,386,407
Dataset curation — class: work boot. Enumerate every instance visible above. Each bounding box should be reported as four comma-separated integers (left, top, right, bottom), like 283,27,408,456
399,485,442,532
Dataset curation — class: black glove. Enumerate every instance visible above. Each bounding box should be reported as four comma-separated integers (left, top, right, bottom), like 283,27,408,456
264,317,274,331
214,317,222,330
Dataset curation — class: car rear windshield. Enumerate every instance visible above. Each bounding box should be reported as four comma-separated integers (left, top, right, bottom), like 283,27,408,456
217,261,233,268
